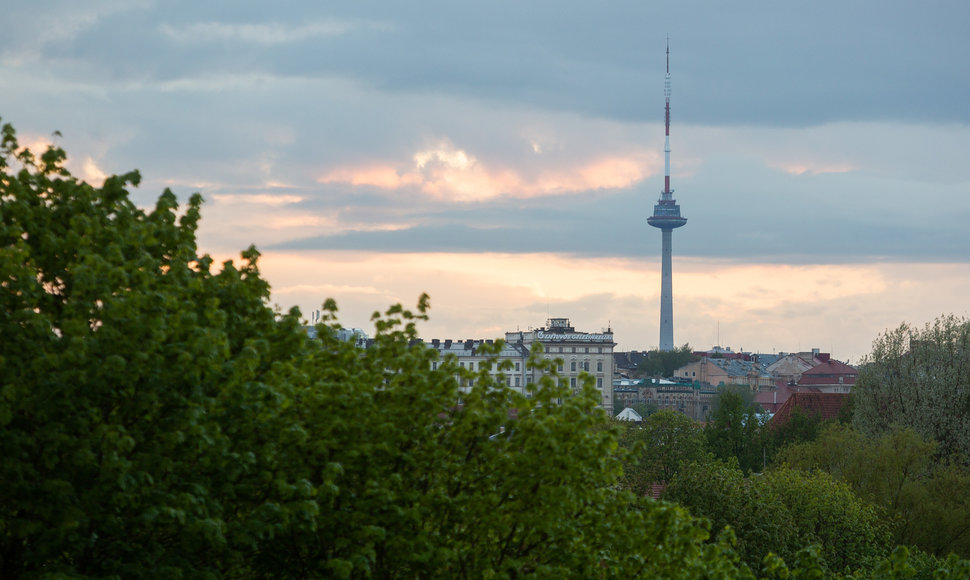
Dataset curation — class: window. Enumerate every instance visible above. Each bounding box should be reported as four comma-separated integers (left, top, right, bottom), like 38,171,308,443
432,361,438,370
584,347,589,353
597,378,603,389
469,361,474,371
558,363,563,372
597,361,603,372
515,377,520,387
460,362,465,368
570,361,577,372
515,362,520,371
583,361,590,371
570,378,577,388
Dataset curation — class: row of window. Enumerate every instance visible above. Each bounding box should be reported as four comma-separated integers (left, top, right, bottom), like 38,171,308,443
434,361,522,372
460,376,606,389
550,346,604,354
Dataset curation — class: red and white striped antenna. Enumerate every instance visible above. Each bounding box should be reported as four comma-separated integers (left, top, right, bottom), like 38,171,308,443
663,35,672,199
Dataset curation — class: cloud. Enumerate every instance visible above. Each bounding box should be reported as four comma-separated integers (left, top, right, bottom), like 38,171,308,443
82,158,109,183
158,20,363,45
210,193,304,206
320,141,652,202
254,250,970,362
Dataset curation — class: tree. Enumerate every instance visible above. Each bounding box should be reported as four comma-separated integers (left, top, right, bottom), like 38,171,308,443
633,344,698,378
853,315,970,460
778,423,970,559
618,410,709,494
1,118,761,578
705,388,766,474
0,119,309,576
665,460,891,574
762,405,828,466
5,118,970,578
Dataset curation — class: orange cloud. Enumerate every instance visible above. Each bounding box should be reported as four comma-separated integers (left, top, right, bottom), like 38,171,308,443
211,193,304,206
772,161,856,176
318,142,652,202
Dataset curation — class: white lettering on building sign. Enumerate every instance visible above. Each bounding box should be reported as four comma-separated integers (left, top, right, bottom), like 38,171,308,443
536,332,613,343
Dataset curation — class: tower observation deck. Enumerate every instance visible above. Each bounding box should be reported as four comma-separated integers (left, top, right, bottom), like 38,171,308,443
646,39,686,352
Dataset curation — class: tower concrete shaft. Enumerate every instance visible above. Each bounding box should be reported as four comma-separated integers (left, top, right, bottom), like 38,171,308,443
646,37,686,352
660,228,674,350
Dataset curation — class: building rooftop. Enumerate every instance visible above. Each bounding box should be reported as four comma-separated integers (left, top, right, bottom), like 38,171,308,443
770,392,850,427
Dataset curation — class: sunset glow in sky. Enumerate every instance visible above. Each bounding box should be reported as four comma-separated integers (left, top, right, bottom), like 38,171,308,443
3,1,969,362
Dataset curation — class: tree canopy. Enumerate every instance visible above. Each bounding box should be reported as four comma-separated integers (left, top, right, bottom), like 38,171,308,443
0,117,752,579
4,117,970,578
853,315,970,460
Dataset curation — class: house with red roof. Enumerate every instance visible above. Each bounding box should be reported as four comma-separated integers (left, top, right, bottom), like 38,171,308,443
770,391,850,427
796,359,857,393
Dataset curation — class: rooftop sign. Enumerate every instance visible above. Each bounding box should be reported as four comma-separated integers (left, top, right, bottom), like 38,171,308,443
536,331,614,343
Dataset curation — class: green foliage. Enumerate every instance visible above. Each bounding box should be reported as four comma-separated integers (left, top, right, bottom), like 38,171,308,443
1,118,310,577
4,119,970,578
762,405,828,467
632,344,698,378
665,460,890,574
778,424,970,559
853,315,970,460
618,410,710,494
705,388,766,474
1,118,760,578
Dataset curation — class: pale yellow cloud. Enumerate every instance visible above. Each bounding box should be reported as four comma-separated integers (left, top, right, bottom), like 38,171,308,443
252,250,970,364
82,158,109,184
211,193,304,206
318,141,652,202
772,162,857,176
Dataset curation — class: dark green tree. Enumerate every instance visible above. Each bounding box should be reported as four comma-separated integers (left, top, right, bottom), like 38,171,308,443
633,344,698,378
1,118,757,578
0,118,306,576
705,388,765,474
853,315,970,460
618,410,710,494
665,460,891,574
778,423,970,559
5,118,970,578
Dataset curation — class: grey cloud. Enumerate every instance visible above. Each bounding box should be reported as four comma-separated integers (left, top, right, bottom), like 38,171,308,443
13,1,970,127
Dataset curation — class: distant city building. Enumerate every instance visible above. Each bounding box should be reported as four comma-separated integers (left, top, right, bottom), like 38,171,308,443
406,319,616,414
770,392,850,427
504,318,615,414
612,377,716,421
672,357,773,390
765,349,829,383
306,317,614,413
795,359,857,393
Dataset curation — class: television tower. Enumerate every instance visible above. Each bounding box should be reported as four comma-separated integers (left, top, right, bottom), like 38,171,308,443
646,38,687,351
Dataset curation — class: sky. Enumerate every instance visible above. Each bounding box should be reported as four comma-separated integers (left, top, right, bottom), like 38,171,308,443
3,0,969,363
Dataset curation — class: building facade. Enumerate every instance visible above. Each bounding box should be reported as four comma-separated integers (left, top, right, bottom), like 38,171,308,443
505,318,615,414
423,318,615,414
673,357,773,390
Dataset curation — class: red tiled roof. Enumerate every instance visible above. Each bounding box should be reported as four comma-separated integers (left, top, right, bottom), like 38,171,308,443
797,375,857,386
754,383,797,414
770,392,849,427
799,359,857,376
